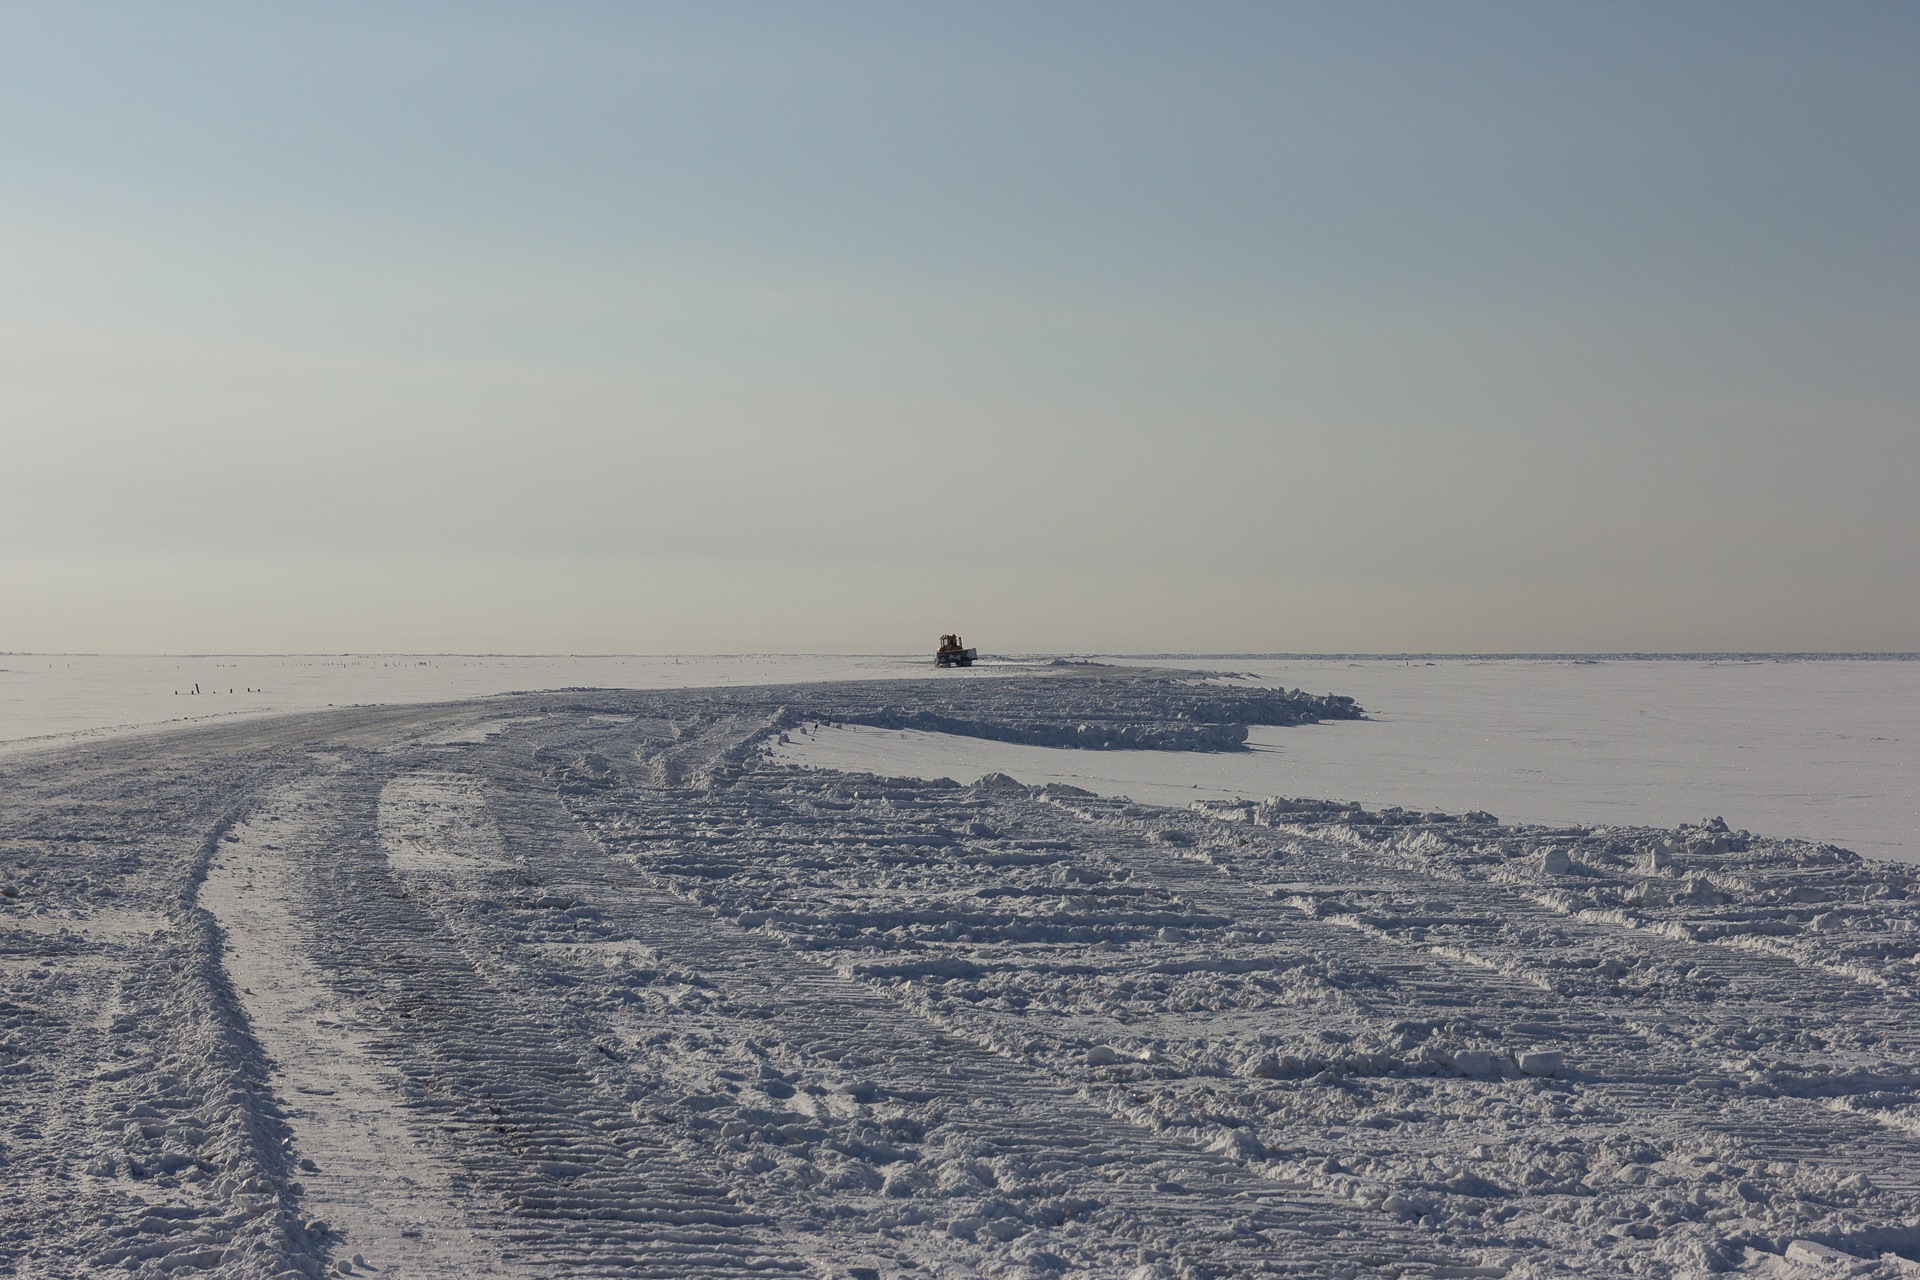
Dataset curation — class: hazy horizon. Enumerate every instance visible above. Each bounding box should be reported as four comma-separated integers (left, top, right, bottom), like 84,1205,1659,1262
7,649,1918,661
4,3,1915,654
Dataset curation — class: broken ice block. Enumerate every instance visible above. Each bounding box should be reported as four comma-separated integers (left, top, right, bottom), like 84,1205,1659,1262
1784,1240,1856,1266
1450,1049,1498,1076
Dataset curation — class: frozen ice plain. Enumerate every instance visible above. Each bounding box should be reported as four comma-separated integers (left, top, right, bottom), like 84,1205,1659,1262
5,668,1920,1279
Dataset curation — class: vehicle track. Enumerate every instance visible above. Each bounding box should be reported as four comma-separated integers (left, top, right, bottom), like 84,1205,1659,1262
462,756,1456,1277
8,672,1917,1278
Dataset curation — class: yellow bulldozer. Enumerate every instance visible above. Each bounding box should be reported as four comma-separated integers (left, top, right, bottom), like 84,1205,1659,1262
935,634,978,668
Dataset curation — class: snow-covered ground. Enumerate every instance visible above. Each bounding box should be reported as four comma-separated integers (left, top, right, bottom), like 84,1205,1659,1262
11,654,1911,864
774,658,1920,864
5,668,1920,1278
0,653,994,754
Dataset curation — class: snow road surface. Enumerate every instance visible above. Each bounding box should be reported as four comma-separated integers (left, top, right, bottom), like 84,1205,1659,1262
0,653,980,754
8,653,1912,864
5,670,1920,1278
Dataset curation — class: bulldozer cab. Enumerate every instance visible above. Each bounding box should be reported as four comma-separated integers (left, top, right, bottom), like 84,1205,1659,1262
935,634,976,667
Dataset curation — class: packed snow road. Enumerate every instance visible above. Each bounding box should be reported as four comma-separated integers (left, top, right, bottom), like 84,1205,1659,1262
3,670,1918,1279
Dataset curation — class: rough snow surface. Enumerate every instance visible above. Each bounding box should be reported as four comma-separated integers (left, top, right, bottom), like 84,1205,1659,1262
4,669,1920,1278
9,654,1912,864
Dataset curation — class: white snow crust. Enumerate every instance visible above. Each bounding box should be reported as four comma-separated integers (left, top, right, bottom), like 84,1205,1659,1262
0,653,998,755
9,654,1911,864
4,668,1919,1279
776,658,1920,863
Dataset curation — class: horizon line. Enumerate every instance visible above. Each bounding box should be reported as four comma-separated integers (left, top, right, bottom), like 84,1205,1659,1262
4,651,1917,662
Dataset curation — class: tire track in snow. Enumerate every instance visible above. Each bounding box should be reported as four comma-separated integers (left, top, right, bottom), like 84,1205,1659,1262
1016,792,1920,1195
1179,827,1920,1189
204,774,542,1277
287,767,809,1278
19,672,1920,1277
2,724,331,1277
568,747,1920,1273
463,766,1466,1277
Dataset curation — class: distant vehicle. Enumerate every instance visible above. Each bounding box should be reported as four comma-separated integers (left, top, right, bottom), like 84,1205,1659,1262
935,634,978,668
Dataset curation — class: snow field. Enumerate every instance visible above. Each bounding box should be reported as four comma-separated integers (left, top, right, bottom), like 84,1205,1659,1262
8,654,1912,865
0,653,990,753
776,656,1920,864
2,671,1918,1278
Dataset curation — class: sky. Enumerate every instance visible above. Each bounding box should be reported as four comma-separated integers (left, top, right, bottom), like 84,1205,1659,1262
2,2,1915,655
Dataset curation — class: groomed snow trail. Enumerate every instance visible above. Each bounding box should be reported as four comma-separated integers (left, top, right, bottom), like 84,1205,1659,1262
3,671,1918,1278
203,774,537,1277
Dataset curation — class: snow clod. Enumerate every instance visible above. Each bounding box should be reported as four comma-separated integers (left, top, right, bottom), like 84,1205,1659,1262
1515,1049,1563,1077
1784,1239,1858,1266
1449,1049,1498,1076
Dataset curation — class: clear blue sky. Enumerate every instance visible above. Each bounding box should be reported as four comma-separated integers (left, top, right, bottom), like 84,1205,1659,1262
2,3,1914,653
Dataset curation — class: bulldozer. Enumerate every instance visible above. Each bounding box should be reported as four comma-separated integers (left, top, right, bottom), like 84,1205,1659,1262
935,634,977,668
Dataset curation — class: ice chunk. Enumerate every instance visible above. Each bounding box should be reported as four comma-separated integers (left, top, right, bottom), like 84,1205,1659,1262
1784,1240,1857,1266
1538,848,1572,875
1515,1049,1563,1077
1380,1193,1421,1218
1450,1049,1498,1076
1210,1129,1262,1159
1675,874,1728,906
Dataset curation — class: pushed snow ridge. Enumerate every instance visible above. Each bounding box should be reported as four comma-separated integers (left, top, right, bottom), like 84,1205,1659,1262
809,677,1363,752
2,669,1918,1279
